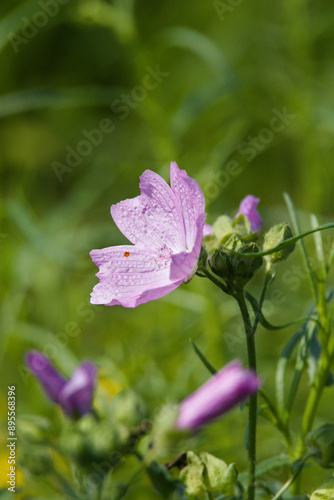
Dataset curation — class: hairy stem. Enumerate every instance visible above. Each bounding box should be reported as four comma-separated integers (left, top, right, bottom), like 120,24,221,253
236,292,257,500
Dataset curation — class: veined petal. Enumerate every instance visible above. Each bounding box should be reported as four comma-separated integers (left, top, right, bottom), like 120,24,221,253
59,362,96,417
90,245,181,307
170,161,206,251
26,351,67,404
111,169,185,253
106,281,182,308
170,214,206,281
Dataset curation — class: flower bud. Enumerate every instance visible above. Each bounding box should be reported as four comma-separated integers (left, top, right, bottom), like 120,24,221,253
60,414,126,471
176,360,261,430
235,195,263,233
263,223,295,263
204,212,257,253
306,423,334,468
210,235,263,288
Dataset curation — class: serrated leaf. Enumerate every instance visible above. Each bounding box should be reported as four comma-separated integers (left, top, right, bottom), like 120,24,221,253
239,454,290,483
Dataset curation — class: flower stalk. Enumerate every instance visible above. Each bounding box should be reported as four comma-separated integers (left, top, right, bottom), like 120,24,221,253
235,291,257,500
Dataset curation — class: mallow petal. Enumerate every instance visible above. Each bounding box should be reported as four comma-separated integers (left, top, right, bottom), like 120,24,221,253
26,351,67,404
90,245,181,307
111,169,185,253
176,360,261,430
58,362,96,417
170,161,205,251
170,214,206,282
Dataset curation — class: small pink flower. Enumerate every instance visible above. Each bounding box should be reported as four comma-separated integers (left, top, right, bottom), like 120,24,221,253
176,360,261,430
236,195,263,232
90,162,209,308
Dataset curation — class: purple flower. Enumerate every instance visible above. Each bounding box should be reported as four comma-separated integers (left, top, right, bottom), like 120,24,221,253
26,351,96,417
235,195,263,232
176,360,261,430
90,161,208,308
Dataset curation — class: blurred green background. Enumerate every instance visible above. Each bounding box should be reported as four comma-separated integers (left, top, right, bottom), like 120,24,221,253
1,0,334,498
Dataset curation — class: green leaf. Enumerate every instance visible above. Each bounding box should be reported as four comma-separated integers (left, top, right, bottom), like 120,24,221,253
0,0,46,54
310,478,334,499
147,461,187,499
275,324,309,417
285,322,319,413
159,26,230,76
0,86,124,118
200,452,238,494
307,334,321,384
239,454,290,483
179,452,206,499
284,192,318,300
190,339,217,375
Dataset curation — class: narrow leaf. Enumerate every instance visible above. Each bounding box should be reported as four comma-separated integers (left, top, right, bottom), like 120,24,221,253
245,291,318,331
284,192,318,300
190,339,217,375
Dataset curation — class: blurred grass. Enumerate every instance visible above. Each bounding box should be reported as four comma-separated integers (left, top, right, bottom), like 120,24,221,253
1,0,334,497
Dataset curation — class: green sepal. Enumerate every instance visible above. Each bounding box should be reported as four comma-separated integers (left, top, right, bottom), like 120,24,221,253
263,223,295,263
204,214,256,252
110,389,148,427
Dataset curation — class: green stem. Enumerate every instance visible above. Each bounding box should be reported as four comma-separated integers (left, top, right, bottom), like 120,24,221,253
292,334,334,493
236,292,257,500
198,267,229,294
271,460,305,500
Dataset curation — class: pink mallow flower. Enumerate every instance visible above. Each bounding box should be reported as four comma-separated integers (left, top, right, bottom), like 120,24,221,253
235,195,263,232
90,161,210,308
26,351,96,417
176,360,261,430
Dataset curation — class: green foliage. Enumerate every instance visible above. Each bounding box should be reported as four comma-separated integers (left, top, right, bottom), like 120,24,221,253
179,452,238,499
310,478,334,500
